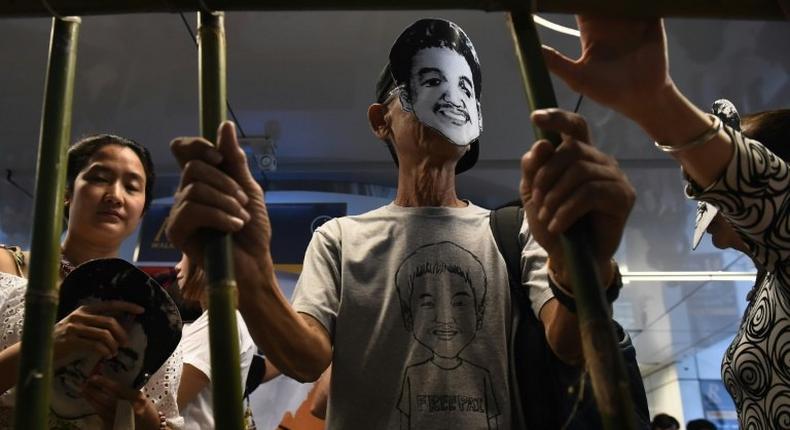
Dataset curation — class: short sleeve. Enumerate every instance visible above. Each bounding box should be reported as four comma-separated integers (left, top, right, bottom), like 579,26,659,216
143,345,184,429
291,220,343,338
518,219,553,318
180,313,212,379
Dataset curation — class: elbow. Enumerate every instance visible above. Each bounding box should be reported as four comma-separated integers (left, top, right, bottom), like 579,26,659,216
288,366,325,384
280,346,331,383
547,338,585,367
545,322,584,367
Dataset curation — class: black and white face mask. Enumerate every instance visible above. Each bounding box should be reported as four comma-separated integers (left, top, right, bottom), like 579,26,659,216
389,19,483,148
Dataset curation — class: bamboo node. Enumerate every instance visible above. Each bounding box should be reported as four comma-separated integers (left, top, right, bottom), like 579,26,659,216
23,369,45,387
23,289,59,305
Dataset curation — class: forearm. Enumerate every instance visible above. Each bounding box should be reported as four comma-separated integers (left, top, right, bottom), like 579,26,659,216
540,300,583,366
0,343,21,394
625,83,734,188
237,256,331,382
543,258,615,365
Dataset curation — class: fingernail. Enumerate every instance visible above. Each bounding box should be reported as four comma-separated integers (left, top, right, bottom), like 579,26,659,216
532,110,549,121
240,208,251,222
538,206,548,222
236,189,249,205
231,216,244,229
548,219,558,233
205,150,223,164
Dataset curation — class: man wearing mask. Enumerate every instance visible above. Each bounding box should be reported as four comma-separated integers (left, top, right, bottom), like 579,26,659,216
166,18,635,429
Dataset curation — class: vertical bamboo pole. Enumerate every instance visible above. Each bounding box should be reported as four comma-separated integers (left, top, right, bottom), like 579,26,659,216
197,11,245,430
506,10,637,430
14,16,80,430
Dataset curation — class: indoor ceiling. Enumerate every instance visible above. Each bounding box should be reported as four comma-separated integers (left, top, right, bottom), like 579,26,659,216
1,10,788,375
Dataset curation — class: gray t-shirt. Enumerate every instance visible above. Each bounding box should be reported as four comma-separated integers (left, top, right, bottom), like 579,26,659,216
292,202,552,429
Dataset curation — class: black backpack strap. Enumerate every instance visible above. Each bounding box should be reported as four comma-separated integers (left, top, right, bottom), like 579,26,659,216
489,205,524,296
243,353,266,398
491,204,560,429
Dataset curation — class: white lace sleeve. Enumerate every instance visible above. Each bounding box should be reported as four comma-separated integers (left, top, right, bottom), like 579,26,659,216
142,344,184,429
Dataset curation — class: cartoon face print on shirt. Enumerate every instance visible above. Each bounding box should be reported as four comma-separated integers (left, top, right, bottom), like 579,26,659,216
409,267,479,359
395,241,500,429
389,18,483,148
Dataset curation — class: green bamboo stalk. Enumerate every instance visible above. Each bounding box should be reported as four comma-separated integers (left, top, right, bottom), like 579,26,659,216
197,10,245,430
0,0,785,19
506,10,637,430
14,16,80,430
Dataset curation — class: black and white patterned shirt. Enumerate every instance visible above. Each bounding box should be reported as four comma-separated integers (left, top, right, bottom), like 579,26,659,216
686,126,790,429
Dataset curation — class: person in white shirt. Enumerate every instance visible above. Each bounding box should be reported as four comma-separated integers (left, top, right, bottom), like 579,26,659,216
174,254,256,429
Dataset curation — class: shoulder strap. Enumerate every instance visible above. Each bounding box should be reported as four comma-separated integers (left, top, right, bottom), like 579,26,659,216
243,353,266,398
0,245,26,278
489,205,524,294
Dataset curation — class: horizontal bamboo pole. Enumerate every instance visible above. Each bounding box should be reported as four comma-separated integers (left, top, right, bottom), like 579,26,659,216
0,0,785,19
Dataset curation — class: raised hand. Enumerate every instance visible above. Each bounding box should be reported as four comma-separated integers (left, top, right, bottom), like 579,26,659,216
521,109,635,282
167,121,273,290
542,16,671,118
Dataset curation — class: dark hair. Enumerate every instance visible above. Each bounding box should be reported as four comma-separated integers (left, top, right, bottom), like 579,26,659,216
741,109,790,162
66,134,156,214
395,241,487,331
374,19,482,175
651,413,680,430
687,418,717,430
389,18,482,101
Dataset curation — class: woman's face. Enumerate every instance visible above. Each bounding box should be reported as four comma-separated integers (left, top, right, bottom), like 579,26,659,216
707,213,749,253
175,255,189,291
66,144,147,245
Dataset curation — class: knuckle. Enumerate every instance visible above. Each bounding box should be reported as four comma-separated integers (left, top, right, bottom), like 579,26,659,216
572,113,588,129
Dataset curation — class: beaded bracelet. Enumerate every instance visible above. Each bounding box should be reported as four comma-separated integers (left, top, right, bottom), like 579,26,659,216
653,113,722,153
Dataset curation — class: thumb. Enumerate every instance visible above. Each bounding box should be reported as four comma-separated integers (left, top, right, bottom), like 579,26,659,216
541,45,582,91
216,121,257,190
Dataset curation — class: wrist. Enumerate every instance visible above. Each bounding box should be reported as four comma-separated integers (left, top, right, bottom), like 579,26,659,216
132,397,163,430
627,83,714,149
547,257,616,291
237,255,275,315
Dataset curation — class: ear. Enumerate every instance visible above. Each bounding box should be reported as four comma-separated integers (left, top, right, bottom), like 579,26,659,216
368,103,390,140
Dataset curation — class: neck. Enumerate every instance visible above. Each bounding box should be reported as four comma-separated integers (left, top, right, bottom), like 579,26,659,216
394,160,465,207
431,354,462,370
61,233,120,266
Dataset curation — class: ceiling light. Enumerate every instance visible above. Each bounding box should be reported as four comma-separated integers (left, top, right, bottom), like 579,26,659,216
532,15,580,38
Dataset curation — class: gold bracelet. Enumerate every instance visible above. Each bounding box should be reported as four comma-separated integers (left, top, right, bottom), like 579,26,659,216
654,114,722,153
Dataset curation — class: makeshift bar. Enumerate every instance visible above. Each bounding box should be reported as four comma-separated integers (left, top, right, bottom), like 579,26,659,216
0,0,785,19
506,10,638,430
197,10,245,430
14,16,80,430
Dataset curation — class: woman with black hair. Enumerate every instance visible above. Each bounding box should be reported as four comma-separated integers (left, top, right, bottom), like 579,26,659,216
0,134,183,428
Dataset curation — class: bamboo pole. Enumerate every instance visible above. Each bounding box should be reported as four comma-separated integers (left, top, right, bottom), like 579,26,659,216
14,16,80,430
0,0,785,19
197,11,245,430
506,10,637,430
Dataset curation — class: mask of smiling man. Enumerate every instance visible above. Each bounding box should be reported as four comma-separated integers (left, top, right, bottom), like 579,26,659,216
389,18,483,148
